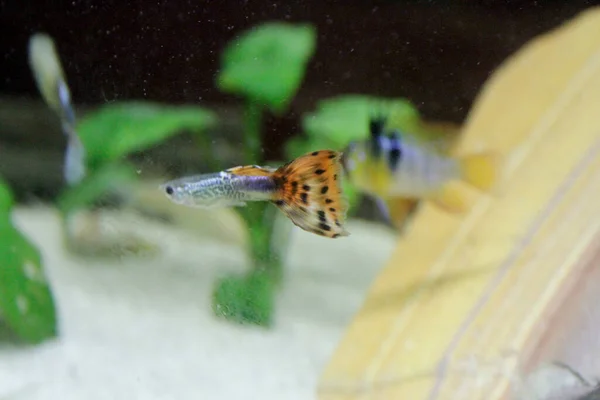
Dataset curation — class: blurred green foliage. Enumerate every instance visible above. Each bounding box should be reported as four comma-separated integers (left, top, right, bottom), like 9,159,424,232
58,102,217,218
57,163,137,216
0,178,57,344
77,102,217,170
213,270,274,326
217,22,316,114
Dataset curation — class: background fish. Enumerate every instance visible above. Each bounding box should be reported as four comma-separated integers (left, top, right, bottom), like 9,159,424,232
28,33,86,186
161,150,350,239
342,116,498,218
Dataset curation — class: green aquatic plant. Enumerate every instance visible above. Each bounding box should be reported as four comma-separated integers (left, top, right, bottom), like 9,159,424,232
57,101,216,215
212,22,316,326
56,102,217,256
0,177,57,344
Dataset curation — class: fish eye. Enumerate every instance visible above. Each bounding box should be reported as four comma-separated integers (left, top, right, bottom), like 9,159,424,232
165,185,174,195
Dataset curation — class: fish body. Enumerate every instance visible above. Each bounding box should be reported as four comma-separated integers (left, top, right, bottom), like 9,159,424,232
28,33,86,185
161,170,276,208
161,150,350,238
342,117,497,216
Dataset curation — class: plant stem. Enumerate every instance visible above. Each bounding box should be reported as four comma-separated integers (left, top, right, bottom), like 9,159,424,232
241,100,287,282
238,204,278,276
243,101,263,164
212,100,291,326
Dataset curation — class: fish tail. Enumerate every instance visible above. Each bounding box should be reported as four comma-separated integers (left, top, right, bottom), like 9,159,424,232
458,152,498,191
270,150,350,238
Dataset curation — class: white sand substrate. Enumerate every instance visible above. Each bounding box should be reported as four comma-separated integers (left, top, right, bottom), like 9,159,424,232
0,206,396,400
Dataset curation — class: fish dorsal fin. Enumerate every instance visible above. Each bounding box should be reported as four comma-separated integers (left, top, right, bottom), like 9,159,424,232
271,150,350,238
369,116,386,139
369,115,387,158
226,165,276,177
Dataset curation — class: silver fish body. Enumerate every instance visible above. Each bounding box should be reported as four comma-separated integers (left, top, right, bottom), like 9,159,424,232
344,130,460,198
161,171,276,208
384,134,460,197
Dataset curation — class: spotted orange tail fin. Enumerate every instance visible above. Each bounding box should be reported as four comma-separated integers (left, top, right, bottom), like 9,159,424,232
271,150,350,238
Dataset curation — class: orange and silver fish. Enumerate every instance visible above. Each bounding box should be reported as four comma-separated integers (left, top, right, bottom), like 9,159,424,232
341,116,498,217
160,150,350,238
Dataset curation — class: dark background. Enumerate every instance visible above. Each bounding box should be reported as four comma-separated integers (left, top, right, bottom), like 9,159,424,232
0,0,598,198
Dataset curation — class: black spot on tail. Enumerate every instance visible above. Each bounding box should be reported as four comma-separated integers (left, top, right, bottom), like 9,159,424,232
317,210,326,223
300,192,308,205
319,223,331,231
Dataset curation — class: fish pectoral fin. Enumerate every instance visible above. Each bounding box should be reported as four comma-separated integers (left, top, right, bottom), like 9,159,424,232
429,184,470,214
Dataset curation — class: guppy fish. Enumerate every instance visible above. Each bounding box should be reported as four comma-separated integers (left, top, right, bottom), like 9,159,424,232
160,150,350,238
342,117,497,217
28,33,86,186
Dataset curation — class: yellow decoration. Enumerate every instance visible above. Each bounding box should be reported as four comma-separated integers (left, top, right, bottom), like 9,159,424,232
318,7,600,400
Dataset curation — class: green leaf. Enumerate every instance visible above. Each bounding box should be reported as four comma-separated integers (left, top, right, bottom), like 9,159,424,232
0,179,57,344
77,102,217,169
57,163,138,216
216,22,316,114
0,177,14,214
212,270,274,327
